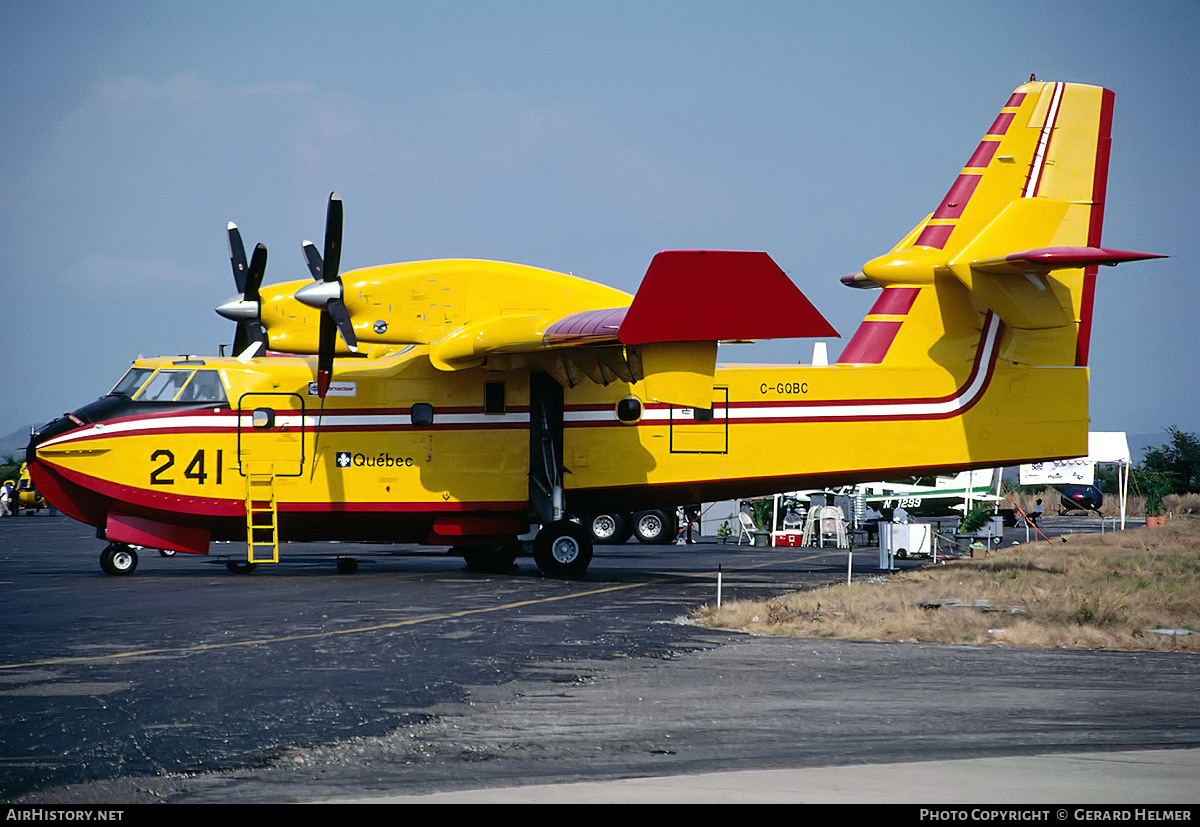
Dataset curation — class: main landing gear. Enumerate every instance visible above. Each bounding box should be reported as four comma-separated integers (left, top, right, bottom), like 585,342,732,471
527,372,594,578
532,520,593,578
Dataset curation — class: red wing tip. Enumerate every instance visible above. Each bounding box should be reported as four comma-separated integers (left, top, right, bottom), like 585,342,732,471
841,272,881,289
1009,247,1166,265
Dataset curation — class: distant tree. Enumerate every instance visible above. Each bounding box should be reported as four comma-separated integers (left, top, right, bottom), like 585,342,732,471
1,454,19,484
1139,428,1200,495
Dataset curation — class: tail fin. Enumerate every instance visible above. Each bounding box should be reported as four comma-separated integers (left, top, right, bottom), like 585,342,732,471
840,81,1160,368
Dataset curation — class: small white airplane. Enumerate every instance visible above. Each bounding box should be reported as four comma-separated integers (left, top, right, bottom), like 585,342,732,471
859,469,1004,519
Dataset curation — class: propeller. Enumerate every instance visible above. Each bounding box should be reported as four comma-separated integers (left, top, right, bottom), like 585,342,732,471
215,222,268,357
295,192,358,397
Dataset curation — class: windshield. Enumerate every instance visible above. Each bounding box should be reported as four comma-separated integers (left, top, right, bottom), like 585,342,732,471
131,369,228,403
110,367,155,398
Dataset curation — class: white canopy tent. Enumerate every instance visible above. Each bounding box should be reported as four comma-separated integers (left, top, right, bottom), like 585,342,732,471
1088,432,1132,529
1020,432,1131,529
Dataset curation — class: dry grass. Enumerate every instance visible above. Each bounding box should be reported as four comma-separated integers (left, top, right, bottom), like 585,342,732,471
692,517,1200,652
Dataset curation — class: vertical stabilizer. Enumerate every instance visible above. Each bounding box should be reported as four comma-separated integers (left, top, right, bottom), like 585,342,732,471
840,81,1156,369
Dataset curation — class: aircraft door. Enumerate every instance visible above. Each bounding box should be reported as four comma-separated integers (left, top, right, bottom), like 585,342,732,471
238,393,306,477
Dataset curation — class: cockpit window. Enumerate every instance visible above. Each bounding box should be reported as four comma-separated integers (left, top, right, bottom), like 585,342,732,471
110,367,155,398
179,370,227,402
110,367,228,403
135,370,194,402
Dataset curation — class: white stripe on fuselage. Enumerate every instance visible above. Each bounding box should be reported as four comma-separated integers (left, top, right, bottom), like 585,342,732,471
41,315,1001,445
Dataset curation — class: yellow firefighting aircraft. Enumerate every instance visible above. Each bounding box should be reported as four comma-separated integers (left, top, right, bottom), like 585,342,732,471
13,463,49,514
28,79,1161,577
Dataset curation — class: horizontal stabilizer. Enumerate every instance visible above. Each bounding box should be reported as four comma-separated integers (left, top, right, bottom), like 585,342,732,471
946,199,1162,330
971,246,1165,275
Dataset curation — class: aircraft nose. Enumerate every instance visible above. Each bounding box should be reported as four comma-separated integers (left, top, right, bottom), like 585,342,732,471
25,396,131,466
26,414,76,466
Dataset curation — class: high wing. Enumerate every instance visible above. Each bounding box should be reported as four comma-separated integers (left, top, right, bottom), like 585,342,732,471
232,248,838,410
426,250,838,409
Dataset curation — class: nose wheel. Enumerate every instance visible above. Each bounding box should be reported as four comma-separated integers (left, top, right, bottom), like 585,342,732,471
100,543,139,576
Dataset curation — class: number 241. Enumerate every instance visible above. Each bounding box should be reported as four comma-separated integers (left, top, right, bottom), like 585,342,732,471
150,449,224,486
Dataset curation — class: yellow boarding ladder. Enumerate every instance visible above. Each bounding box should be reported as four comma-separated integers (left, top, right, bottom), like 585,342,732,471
245,470,279,564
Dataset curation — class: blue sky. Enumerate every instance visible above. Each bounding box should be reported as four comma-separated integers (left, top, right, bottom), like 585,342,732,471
3,0,1197,450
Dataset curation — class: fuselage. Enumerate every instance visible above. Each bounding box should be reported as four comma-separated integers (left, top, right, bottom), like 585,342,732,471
27,307,1087,557
28,80,1136,567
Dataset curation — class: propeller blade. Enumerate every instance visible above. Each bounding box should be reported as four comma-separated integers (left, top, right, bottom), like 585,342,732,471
316,311,337,398
220,224,268,358
241,322,267,359
233,325,267,360
323,192,342,282
245,243,267,302
328,298,358,351
231,243,268,356
302,240,323,280
233,318,250,357
228,222,248,293
305,191,350,398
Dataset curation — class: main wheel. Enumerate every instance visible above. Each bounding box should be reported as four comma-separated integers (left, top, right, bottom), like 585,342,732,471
226,560,258,574
533,520,593,577
632,509,673,544
100,543,138,576
587,512,630,544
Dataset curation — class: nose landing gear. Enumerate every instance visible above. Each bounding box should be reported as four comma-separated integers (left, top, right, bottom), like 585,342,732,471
100,543,138,576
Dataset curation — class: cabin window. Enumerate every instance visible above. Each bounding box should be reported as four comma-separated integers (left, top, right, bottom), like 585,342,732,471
616,396,642,424
411,403,435,427
110,367,155,398
485,382,506,414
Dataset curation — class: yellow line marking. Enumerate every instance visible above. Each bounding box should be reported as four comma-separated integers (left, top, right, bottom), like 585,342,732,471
1,552,829,671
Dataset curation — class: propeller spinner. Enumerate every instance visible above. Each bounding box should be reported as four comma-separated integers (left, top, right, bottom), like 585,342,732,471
215,222,268,358
295,192,358,397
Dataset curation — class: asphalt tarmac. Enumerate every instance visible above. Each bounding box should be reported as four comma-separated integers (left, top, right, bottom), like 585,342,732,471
2,512,1198,806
